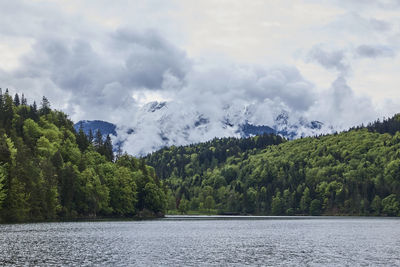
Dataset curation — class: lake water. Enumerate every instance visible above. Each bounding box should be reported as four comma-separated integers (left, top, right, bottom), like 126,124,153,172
0,216,399,266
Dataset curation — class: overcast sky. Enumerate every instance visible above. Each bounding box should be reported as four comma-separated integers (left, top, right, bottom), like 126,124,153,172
1,0,400,131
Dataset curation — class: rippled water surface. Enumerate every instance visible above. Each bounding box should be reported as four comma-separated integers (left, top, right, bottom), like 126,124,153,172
1,216,399,266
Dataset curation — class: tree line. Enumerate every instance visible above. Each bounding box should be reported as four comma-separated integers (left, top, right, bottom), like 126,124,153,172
1,88,399,221
146,115,400,216
0,89,166,223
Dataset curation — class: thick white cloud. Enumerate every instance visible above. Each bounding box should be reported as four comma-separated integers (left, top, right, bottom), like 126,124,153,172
0,0,399,155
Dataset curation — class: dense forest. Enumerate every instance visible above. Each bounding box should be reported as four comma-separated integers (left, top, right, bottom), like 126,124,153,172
146,134,286,181
1,89,399,222
0,89,166,223
146,115,400,216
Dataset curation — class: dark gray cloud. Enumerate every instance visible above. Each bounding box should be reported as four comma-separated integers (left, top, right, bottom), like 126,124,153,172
308,43,396,75
307,46,349,74
368,18,392,32
114,29,190,89
356,45,396,58
6,28,190,120
15,37,123,109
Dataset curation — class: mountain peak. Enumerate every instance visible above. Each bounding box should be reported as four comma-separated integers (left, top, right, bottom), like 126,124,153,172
74,108,331,156
145,101,167,112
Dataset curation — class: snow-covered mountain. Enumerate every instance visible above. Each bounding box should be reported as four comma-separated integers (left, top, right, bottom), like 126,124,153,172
75,101,332,156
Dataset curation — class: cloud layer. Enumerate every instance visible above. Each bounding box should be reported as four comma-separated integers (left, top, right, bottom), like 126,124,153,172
0,0,399,155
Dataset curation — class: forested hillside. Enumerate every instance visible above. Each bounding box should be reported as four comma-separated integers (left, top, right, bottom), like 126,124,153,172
0,90,165,223
1,88,399,221
146,116,400,216
146,134,285,180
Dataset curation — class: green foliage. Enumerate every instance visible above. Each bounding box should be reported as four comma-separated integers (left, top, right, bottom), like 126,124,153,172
0,93,166,222
146,114,400,216
2,91,399,219
310,199,321,216
78,168,110,216
366,114,400,135
144,182,166,213
371,195,382,215
271,192,284,215
0,165,7,210
146,134,285,181
178,197,189,214
382,194,399,216
204,195,215,211
23,119,41,147
300,187,311,214
166,189,176,211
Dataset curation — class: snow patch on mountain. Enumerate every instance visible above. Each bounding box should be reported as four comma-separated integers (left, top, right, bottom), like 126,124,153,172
76,101,333,156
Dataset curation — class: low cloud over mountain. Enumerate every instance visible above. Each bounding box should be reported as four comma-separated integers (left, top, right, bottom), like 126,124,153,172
1,1,399,155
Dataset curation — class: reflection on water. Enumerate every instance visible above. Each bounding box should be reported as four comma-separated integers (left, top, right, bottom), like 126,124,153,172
1,216,399,266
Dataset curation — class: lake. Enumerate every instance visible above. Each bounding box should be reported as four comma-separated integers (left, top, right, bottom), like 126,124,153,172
0,216,399,266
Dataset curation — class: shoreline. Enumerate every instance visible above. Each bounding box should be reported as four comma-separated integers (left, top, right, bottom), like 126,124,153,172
2,214,399,225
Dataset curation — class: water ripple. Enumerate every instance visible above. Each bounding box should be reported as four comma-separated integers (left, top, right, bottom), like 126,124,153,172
0,217,399,266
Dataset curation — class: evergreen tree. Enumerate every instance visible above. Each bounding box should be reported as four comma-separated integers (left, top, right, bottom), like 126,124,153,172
29,101,39,121
94,129,103,152
103,135,114,162
76,124,89,152
139,158,148,175
116,143,123,160
32,101,37,112
0,165,7,210
21,94,27,106
40,96,51,115
2,93,14,132
13,94,20,106
0,136,10,163
0,89,4,128
88,129,94,144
